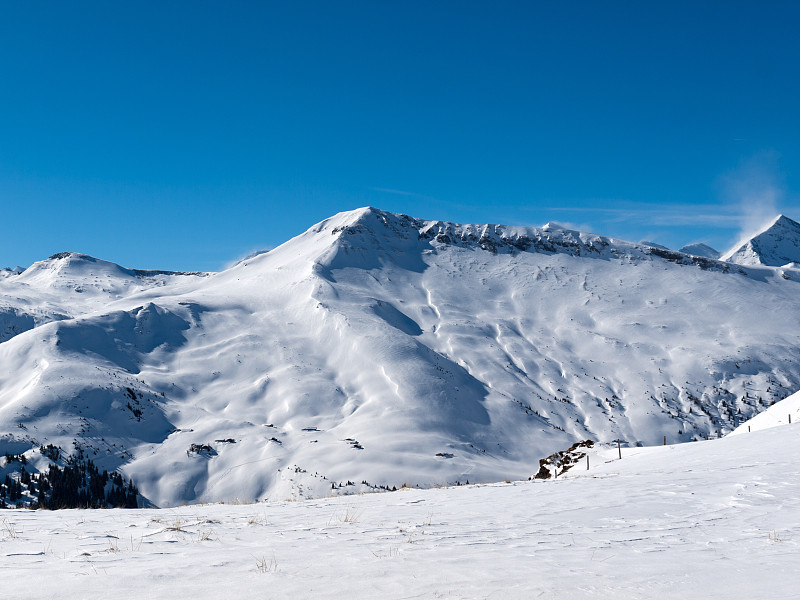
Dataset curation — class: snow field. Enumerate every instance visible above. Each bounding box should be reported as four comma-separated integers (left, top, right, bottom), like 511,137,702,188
2,419,798,599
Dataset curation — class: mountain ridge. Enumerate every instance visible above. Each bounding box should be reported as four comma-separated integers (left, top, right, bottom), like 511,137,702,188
4,207,796,276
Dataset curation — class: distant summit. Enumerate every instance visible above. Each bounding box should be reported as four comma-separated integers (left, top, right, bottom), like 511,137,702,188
679,243,720,260
0,266,25,278
722,215,800,267
641,240,670,251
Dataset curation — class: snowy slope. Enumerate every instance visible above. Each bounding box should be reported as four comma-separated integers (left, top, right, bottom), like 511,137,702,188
722,214,800,266
729,388,800,434
2,414,799,600
2,208,800,506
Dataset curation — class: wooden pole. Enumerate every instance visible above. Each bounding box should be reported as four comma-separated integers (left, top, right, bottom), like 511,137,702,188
617,439,621,459
586,454,589,470
663,435,666,445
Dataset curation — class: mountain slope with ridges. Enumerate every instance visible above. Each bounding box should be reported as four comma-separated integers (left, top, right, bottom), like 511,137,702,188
1,207,799,506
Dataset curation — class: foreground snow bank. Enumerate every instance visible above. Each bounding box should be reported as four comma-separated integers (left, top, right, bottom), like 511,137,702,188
2,421,798,599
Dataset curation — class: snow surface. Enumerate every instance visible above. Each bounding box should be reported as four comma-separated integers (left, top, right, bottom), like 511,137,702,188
3,208,800,506
2,414,798,599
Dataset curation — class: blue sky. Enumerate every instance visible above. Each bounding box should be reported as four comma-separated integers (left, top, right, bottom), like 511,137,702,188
1,1,799,271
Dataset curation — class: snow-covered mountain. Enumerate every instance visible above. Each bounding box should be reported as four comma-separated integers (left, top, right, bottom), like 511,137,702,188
722,214,800,267
2,207,800,506
0,252,206,342
679,242,720,259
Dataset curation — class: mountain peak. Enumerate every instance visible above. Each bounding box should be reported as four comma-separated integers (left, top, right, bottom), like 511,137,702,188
19,252,125,278
47,251,97,262
722,214,800,267
771,213,796,227
541,221,568,231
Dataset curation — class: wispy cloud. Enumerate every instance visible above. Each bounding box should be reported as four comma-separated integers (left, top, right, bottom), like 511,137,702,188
543,153,798,250
370,187,439,202
548,203,743,228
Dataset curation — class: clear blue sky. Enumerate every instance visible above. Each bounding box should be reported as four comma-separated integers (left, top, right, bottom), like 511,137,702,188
1,1,799,271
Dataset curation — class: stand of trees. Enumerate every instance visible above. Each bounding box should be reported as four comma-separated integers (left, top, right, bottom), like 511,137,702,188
1,447,139,509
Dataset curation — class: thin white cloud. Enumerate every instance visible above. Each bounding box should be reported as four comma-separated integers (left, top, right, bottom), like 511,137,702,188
370,187,439,202
548,203,743,228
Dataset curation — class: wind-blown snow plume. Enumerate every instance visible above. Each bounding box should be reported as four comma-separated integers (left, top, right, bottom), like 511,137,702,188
723,152,785,248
